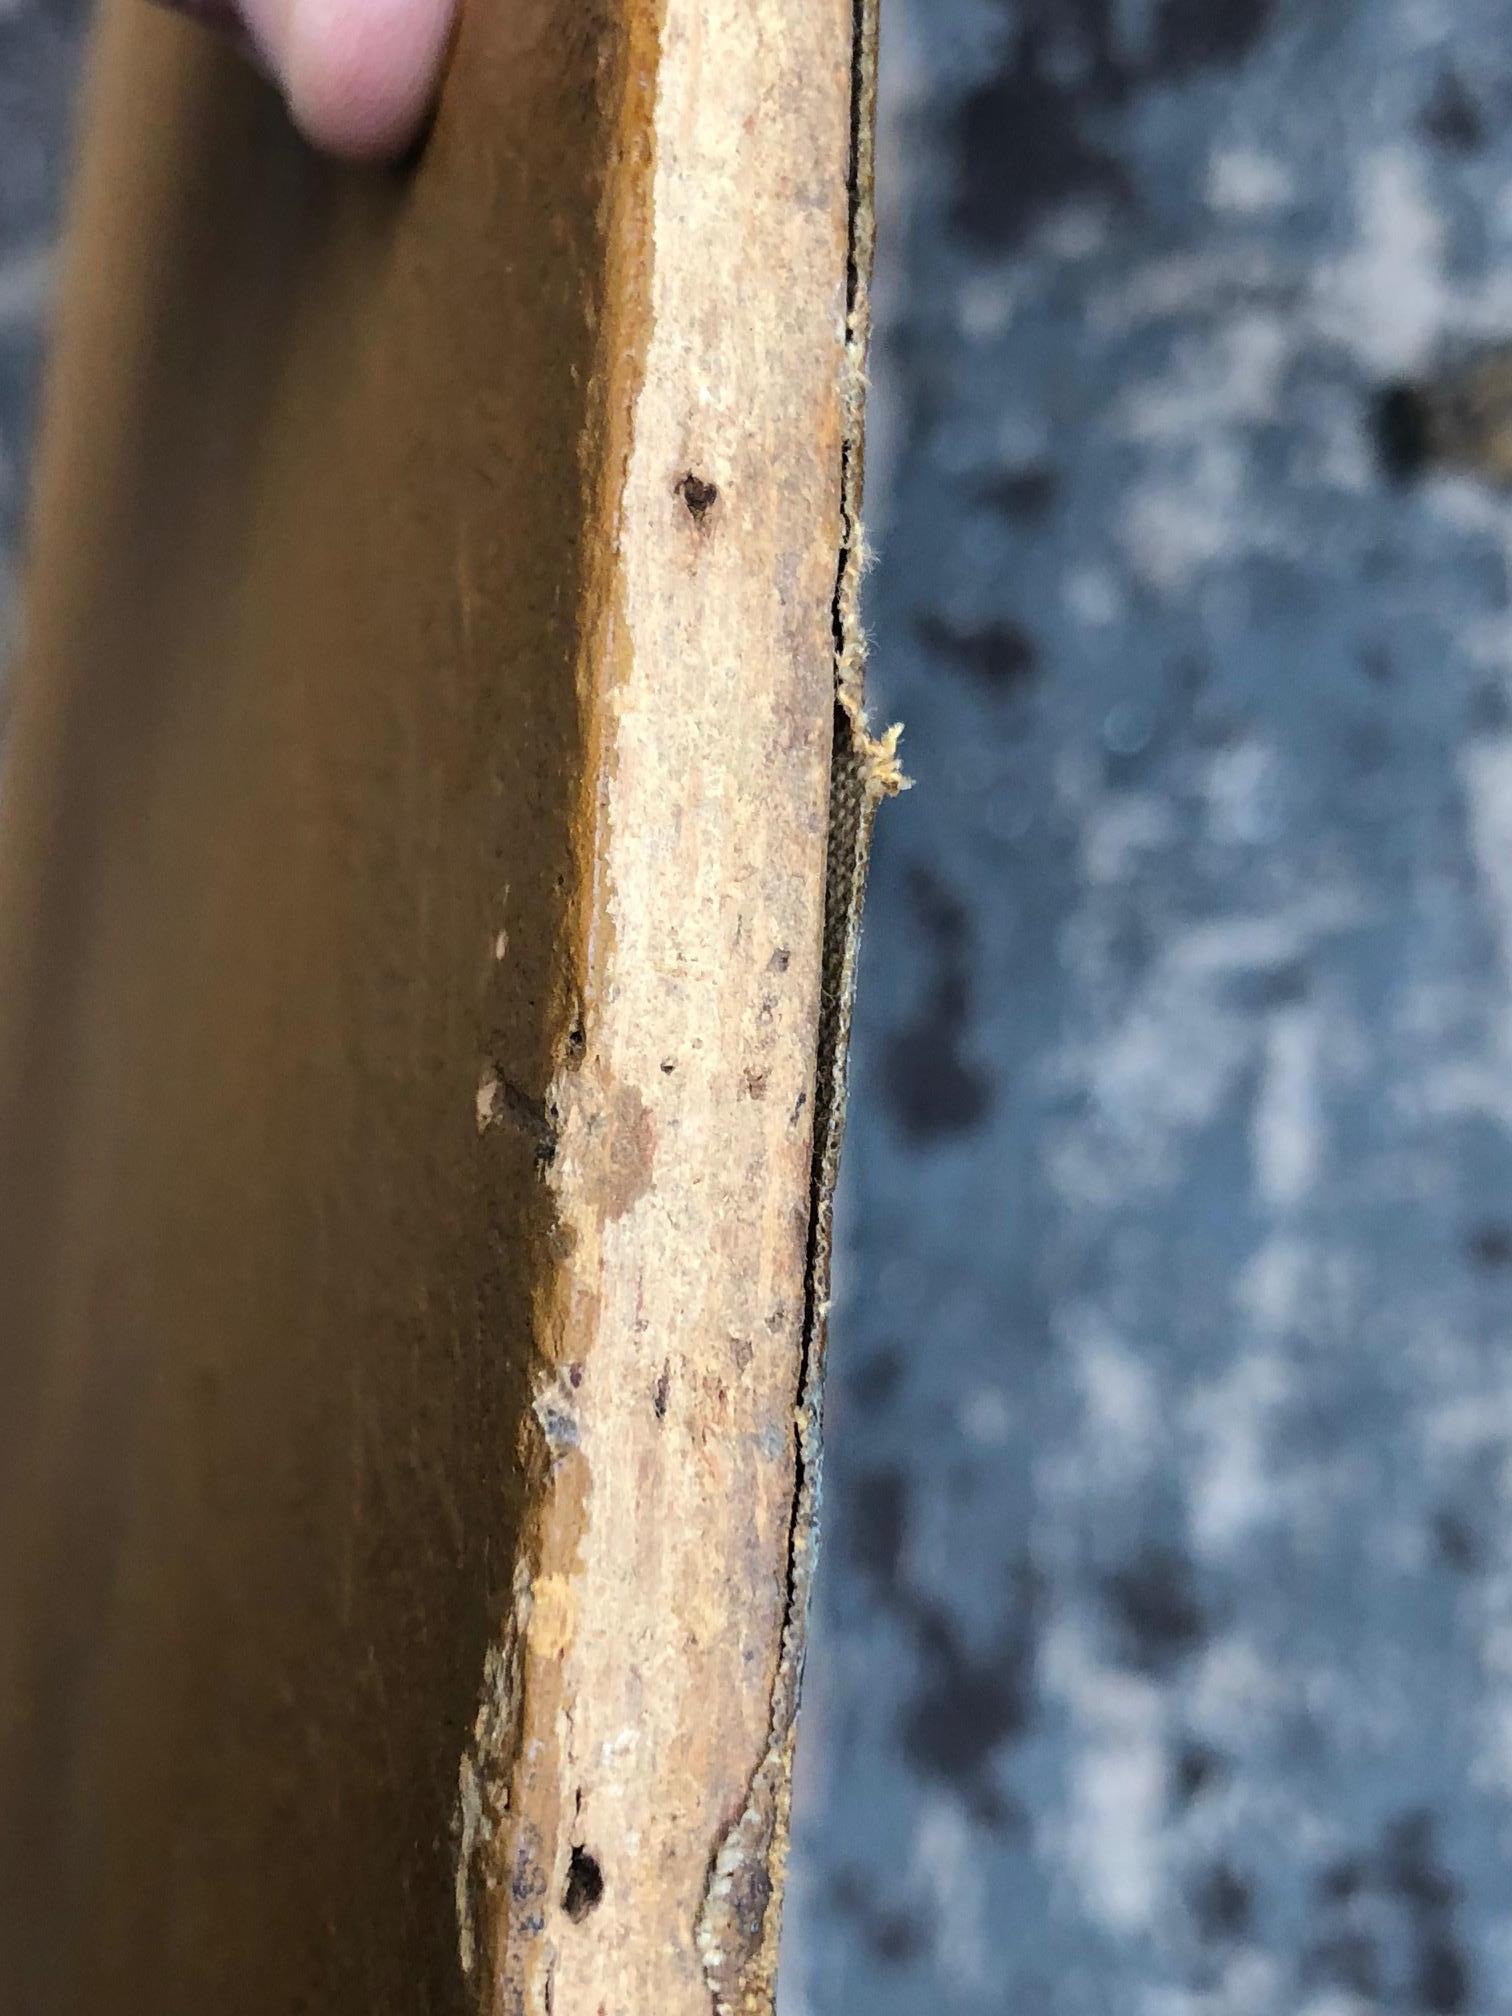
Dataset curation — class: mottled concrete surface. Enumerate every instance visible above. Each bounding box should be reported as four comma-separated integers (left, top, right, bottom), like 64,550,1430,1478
787,4,1512,2014
9,4,1512,2013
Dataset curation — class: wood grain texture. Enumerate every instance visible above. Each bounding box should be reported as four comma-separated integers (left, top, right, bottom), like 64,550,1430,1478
0,0,885,2010
477,2,856,2009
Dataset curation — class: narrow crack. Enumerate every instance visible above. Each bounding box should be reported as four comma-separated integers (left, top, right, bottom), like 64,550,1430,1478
696,3,892,2010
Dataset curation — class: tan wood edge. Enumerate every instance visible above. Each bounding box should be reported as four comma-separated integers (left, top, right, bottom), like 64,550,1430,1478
469,1,901,2010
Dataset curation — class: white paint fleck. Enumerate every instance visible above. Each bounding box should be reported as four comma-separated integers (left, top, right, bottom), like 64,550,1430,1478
961,1387,1014,1447
1084,947,1249,1176
1145,1952,1285,2016
1090,248,1284,337
1296,1996,1380,2016
1202,740,1283,849
1462,736,1512,1002
1064,565,1122,628
475,1066,501,1133
1426,1386,1512,1458
1120,449,1239,591
1187,1351,1293,1556
1040,205,1110,262
1081,793,1177,886
1040,1618,1167,1934
1187,1635,1285,1747
1207,146,1295,217
1066,1307,1160,1473
1316,146,1447,373
1235,1234,1310,1340
0,243,54,331
1118,314,1289,443
909,1800,989,1993
956,269,1017,341
1252,1005,1323,1210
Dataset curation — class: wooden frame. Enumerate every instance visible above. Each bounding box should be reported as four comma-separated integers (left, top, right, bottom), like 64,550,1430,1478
0,1,896,2008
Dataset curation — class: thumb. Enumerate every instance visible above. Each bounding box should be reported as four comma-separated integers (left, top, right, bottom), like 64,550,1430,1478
157,0,458,161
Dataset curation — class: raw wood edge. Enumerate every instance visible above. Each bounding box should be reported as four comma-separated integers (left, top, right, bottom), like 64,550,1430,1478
695,2,906,2011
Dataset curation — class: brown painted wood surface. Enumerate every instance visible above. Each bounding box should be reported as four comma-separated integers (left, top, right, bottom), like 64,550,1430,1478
0,0,881,2011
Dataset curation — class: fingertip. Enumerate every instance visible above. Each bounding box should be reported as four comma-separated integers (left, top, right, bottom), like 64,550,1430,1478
267,0,456,161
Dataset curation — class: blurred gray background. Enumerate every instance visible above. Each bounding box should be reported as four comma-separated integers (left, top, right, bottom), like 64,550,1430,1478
9,3,1512,2012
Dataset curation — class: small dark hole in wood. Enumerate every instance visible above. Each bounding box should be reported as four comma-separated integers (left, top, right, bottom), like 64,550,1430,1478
677,471,719,522
563,1847,604,1922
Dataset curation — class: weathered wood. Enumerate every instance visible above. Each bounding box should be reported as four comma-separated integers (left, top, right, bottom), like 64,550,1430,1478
0,1,891,2011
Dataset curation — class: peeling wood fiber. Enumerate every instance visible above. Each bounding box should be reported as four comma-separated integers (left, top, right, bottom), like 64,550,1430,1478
0,1,892,2012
